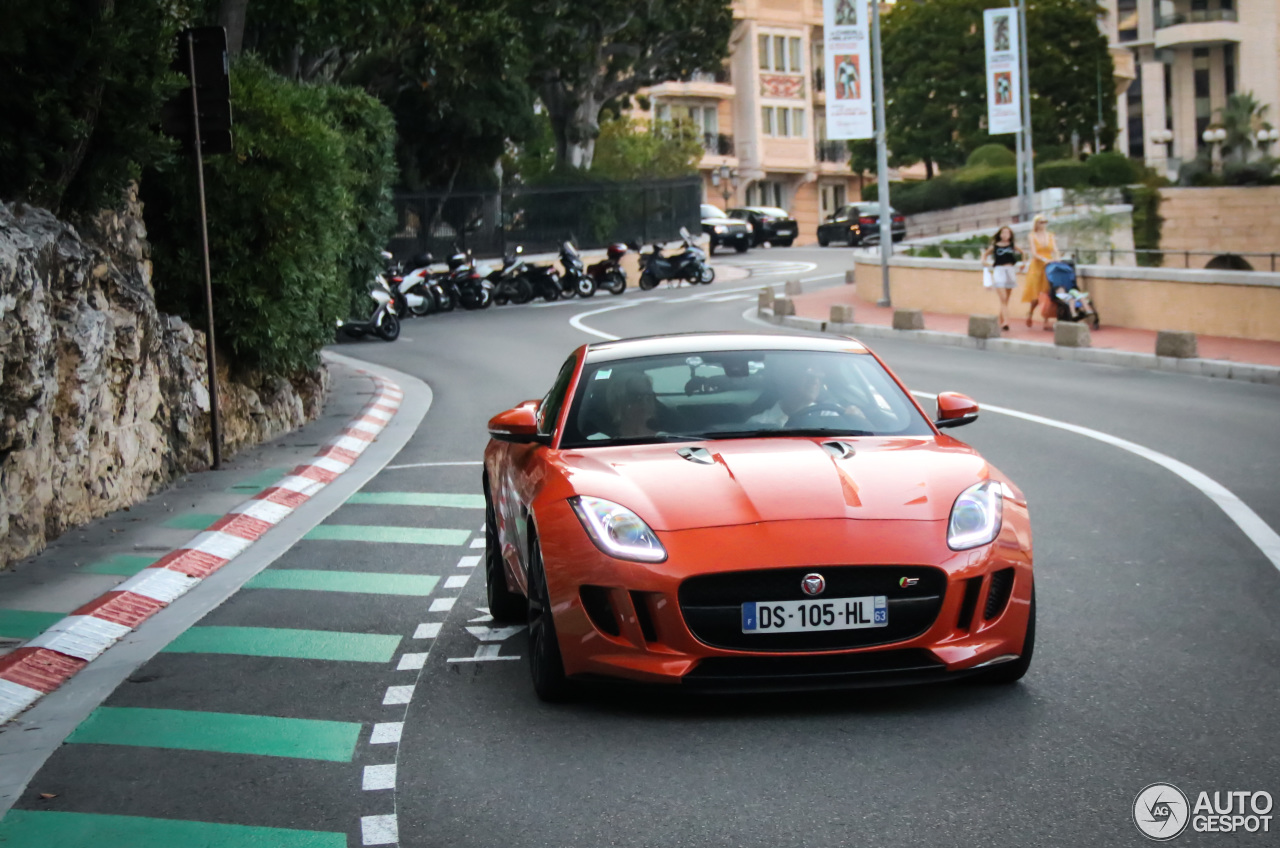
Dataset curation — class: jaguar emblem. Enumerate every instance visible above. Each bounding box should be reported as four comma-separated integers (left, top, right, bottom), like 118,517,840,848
801,573,826,596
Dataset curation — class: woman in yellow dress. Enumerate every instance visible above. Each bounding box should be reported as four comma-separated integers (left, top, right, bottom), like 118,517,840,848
1020,215,1059,330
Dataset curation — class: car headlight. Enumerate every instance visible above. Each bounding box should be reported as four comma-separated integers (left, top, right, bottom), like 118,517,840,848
746,224,754,233
947,480,1003,550
570,496,667,562
713,225,726,234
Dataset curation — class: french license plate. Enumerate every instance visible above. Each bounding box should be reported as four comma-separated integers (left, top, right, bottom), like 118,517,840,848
742,596,887,633
776,228,794,235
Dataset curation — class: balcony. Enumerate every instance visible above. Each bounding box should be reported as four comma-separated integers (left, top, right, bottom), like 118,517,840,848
815,140,849,165
702,133,735,157
648,68,735,100
1154,9,1240,49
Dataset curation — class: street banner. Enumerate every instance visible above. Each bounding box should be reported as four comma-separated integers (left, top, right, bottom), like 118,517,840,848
824,0,873,139
984,7,1022,135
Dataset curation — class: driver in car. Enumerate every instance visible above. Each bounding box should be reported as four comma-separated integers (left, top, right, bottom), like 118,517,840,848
747,364,870,429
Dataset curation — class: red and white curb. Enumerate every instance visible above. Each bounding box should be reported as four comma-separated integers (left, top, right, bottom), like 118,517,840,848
0,374,404,724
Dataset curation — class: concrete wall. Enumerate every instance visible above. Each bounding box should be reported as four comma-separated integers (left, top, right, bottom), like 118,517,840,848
853,254,1280,342
1158,187,1280,271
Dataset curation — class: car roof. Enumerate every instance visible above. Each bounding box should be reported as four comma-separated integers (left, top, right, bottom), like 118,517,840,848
584,332,869,362
738,206,790,216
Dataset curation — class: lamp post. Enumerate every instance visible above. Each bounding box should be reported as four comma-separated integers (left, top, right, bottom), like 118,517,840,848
1255,127,1279,157
1202,126,1227,174
712,164,737,209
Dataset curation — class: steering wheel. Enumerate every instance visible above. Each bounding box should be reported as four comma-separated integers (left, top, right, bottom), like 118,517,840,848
784,402,854,429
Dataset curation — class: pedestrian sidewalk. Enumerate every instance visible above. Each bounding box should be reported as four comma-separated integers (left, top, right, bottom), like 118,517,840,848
769,285,1280,383
0,355,401,721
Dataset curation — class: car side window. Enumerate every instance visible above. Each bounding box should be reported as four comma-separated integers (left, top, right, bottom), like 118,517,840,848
538,355,578,437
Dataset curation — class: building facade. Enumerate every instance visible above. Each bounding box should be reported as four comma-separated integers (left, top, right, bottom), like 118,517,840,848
643,0,878,243
1105,0,1280,173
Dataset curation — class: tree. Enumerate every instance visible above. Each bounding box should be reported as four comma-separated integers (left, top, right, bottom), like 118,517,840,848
1216,92,1271,163
880,0,1116,173
520,0,734,170
590,115,704,180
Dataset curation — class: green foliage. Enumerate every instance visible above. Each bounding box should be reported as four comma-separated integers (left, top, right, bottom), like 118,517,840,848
880,0,1116,170
1036,159,1089,189
1086,152,1138,186
235,0,414,81
0,0,186,215
1222,158,1280,186
966,144,1016,169
590,117,704,181
1126,184,1163,267
144,59,396,375
951,166,1018,204
1216,92,1270,163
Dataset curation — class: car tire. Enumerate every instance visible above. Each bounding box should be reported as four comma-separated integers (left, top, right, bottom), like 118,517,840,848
527,535,570,702
979,586,1035,684
484,486,525,624
817,233,829,247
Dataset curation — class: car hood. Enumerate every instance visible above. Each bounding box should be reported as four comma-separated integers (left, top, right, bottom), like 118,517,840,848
558,437,989,530
703,217,748,227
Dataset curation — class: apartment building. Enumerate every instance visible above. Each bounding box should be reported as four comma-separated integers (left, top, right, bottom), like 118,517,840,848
1105,0,1280,172
644,0,873,243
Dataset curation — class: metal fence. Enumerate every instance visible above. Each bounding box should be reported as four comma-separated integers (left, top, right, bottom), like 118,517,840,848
387,177,703,262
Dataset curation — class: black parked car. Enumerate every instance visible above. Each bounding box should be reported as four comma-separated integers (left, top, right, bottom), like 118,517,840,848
816,203,906,246
728,206,797,247
701,204,752,254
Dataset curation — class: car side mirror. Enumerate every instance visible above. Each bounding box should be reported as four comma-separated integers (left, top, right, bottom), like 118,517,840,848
935,392,979,428
488,401,547,444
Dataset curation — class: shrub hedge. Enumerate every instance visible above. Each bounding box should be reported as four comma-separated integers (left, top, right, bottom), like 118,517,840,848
966,144,1016,169
1086,151,1138,187
1035,159,1089,189
143,59,397,375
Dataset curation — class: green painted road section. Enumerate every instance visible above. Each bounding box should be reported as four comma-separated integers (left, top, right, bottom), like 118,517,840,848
0,609,63,640
245,569,440,596
0,810,345,848
303,524,469,545
163,626,401,662
347,491,484,508
80,553,159,576
228,467,288,493
162,512,222,530
67,707,361,762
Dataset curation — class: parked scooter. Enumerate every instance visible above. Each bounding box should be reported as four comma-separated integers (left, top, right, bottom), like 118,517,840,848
636,228,715,290
383,251,433,318
523,260,563,302
444,249,494,310
401,252,454,314
337,272,399,341
558,240,597,298
587,242,629,296
487,245,535,305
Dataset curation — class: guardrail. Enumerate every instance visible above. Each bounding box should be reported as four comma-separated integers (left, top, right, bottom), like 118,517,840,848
1157,9,1237,27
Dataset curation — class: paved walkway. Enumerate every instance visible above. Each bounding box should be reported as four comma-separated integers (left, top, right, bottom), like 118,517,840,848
788,284,1280,367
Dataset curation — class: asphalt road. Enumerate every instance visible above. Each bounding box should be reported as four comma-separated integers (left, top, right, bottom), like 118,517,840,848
6,246,1278,847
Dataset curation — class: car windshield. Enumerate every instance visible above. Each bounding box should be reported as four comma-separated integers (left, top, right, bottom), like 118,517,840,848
701,204,729,218
559,349,933,448
852,204,896,217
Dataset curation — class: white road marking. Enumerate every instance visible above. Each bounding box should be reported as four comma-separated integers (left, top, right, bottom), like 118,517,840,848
362,764,396,791
383,460,483,470
447,644,521,663
468,538,485,548
444,575,469,589
361,814,399,846
457,555,480,568
369,722,403,744
382,685,415,705
910,391,1280,573
396,652,428,670
413,622,441,639
569,300,651,340
700,293,756,303
464,625,526,641
429,597,456,612
469,610,494,623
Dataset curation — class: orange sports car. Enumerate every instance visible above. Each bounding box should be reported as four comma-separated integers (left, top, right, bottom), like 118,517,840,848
483,333,1034,700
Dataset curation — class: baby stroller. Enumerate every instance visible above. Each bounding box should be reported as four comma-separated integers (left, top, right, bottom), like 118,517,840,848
1045,259,1100,329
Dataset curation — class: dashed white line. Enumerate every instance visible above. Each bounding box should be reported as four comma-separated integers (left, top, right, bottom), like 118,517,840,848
369,722,403,744
361,813,399,846
456,555,481,569
396,653,428,671
413,622,441,639
362,764,397,791
468,538,485,548
382,685,415,705
447,644,521,663
383,460,484,470
428,597,456,612
444,575,470,589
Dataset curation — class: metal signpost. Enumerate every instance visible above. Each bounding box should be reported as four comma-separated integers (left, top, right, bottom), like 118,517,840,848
871,0,892,306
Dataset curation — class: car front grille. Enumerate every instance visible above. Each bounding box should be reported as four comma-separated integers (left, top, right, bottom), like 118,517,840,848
678,565,946,652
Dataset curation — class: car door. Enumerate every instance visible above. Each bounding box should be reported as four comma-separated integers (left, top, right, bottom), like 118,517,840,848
822,206,850,237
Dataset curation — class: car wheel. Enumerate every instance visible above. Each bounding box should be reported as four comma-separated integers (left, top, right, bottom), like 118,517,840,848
527,536,570,702
817,233,829,247
484,486,525,624
979,586,1035,684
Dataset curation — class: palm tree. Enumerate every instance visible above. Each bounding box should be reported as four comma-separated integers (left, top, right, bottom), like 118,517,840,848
1216,92,1270,163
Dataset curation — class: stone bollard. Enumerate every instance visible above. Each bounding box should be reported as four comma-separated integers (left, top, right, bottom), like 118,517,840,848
829,303,856,324
967,314,1001,339
784,279,804,296
892,308,924,330
844,269,856,285
1155,330,1198,358
773,296,796,317
1054,321,1091,348
757,288,774,313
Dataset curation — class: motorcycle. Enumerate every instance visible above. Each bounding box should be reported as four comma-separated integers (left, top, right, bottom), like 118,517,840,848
523,260,563,302
587,242,629,296
384,251,433,318
401,253,454,314
558,240,597,298
487,245,535,306
637,227,715,290
337,272,399,341
444,249,494,310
